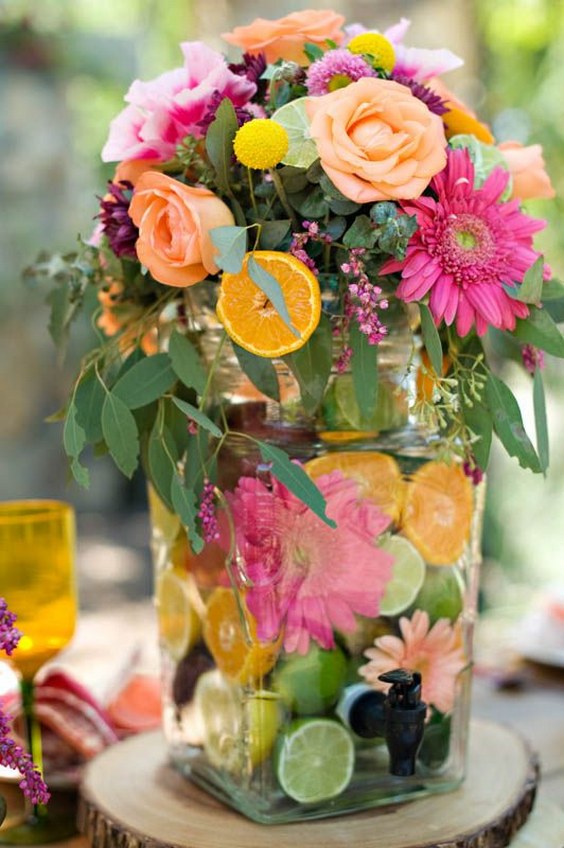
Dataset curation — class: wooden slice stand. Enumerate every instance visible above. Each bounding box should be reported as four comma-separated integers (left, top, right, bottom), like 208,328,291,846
78,720,538,848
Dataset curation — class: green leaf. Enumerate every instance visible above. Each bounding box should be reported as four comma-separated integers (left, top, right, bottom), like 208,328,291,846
115,347,145,381
232,343,280,401
541,278,564,300
210,226,248,273
343,216,379,249
419,304,444,377
543,297,564,324
63,403,86,459
172,397,222,438
74,370,105,444
287,186,329,219
257,441,336,528
512,306,564,357
485,373,540,472
70,458,90,488
46,283,81,360
350,321,379,421
168,330,207,394
148,422,178,511
258,220,291,250
285,313,333,414
533,368,549,473
247,256,299,336
514,255,544,304
101,392,140,478
462,401,493,471
113,353,176,409
171,476,204,554
303,42,325,62
205,98,238,194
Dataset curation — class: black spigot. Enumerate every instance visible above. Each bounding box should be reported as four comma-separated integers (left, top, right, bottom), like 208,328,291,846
338,668,427,777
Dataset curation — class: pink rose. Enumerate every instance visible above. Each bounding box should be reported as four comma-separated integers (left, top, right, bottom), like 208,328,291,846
308,77,447,203
498,141,555,201
222,10,345,64
128,173,234,287
102,42,256,163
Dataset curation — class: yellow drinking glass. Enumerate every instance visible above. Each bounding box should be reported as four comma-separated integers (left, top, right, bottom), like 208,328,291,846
0,500,77,844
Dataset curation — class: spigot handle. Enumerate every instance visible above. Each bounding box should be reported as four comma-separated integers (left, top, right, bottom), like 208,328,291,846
378,668,422,709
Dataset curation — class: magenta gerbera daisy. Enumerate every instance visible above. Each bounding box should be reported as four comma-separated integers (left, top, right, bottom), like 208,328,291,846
226,470,393,655
380,147,548,336
306,48,376,96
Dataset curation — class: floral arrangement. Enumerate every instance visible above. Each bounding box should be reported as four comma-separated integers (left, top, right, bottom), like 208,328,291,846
28,9,562,543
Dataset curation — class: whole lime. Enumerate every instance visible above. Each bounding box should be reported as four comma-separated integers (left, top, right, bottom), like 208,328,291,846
272,644,347,716
411,565,464,623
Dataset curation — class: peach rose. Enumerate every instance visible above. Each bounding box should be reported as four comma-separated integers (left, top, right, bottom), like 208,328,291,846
497,141,555,201
128,172,234,287
307,78,447,203
222,10,344,64
114,158,162,186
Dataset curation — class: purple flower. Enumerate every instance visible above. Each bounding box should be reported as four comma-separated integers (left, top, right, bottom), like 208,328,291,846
521,344,545,375
0,713,50,806
198,480,220,544
306,48,376,96
198,90,253,133
392,73,448,115
98,181,139,259
228,52,267,86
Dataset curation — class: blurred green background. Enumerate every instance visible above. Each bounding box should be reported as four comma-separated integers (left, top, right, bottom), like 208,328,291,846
0,0,562,612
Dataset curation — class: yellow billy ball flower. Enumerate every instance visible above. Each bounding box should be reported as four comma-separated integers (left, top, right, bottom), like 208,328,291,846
233,119,289,170
347,33,395,72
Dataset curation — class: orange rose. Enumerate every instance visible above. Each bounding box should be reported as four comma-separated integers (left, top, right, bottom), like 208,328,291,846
222,10,344,64
128,172,234,287
114,158,162,186
497,141,555,201
307,78,447,203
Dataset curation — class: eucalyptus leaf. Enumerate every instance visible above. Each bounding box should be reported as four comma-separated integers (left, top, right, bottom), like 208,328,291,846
343,216,378,249
74,370,105,444
248,256,299,336
232,343,280,401
257,441,336,528
541,278,564,300
512,306,564,357
543,297,564,324
113,354,176,409
258,220,291,250
172,397,222,438
285,313,332,414
533,368,549,473
46,283,81,360
419,304,444,377
288,186,328,218
148,422,178,511
171,476,204,554
210,226,248,273
168,330,207,394
515,256,544,304
303,42,325,62
115,347,145,381
63,403,86,460
462,401,493,471
101,392,140,478
205,98,238,194
70,457,90,489
350,321,379,421
485,373,540,471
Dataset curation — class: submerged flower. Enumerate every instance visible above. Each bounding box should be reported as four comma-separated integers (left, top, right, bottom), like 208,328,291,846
380,147,548,337
226,471,393,655
98,180,139,259
306,48,376,96
359,609,466,714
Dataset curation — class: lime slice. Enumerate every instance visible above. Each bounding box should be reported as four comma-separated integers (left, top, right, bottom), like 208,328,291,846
272,644,347,715
156,570,201,661
378,535,426,616
275,718,355,803
412,564,464,623
194,671,282,773
271,98,319,169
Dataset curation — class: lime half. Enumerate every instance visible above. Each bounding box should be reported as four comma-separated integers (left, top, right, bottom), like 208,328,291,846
156,570,201,661
379,535,426,616
276,718,355,803
271,98,319,169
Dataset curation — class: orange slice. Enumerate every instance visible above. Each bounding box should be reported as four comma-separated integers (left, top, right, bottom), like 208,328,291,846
401,460,473,566
305,451,405,524
216,251,321,358
203,587,281,684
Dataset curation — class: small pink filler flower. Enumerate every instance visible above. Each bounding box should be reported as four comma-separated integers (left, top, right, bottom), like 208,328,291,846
227,471,393,655
380,147,548,337
359,609,466,714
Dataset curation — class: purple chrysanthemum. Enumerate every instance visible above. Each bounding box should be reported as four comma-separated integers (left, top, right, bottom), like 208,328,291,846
306,48,376,96
98,181,139,259
198,90,253,133
229,52,267,86
392,73,448,115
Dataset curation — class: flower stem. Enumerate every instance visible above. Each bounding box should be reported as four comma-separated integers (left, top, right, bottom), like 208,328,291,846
270,168,299,231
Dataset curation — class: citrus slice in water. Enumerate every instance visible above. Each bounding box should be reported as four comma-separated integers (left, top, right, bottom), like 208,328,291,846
271,98,319,169
378,535,426,616
203,587,281,684
271,644,347,715
155,570,202,661
305,450,405,524
275,718,355,803
216,251,321,358
401,461,473,566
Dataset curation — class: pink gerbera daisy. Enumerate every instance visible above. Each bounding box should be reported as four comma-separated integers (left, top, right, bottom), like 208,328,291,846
359,610,466,715
226,470,393,655
380,147,549,337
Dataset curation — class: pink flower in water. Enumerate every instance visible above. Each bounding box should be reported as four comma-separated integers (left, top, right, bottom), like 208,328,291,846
359,610,466,714
380,147,549,337
227,471,393,655
102,42,256,163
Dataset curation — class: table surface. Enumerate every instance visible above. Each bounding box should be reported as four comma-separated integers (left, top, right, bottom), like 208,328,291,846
2,605,563,848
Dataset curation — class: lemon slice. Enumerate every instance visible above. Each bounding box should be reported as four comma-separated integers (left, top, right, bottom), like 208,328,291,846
378,535,426,616
271,98,319,169
155,570,201,661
